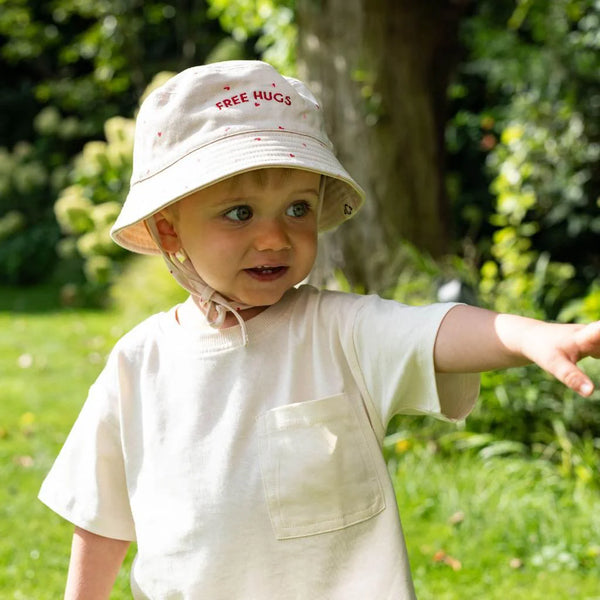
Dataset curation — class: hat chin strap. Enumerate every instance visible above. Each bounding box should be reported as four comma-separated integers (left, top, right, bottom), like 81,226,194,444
145,218,252,345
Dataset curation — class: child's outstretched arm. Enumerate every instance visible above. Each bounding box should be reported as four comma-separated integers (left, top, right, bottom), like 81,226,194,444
434,305,600,397
64,526,130,600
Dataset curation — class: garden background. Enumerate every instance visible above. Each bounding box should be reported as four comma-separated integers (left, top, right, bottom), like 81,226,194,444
1,0,600,597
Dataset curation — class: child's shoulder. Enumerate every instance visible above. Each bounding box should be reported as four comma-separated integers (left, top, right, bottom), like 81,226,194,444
293,284,371,311
294,284,449,331
111,307,175,356
291,284,386,328
295,284,397,311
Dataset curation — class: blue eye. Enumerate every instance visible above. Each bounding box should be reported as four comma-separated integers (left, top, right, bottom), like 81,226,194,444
286,201,310,218
225,205,253,221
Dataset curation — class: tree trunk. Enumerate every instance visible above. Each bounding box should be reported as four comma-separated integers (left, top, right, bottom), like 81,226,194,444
297,0,468,292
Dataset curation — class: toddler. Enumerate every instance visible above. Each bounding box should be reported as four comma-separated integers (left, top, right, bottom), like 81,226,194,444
40,60,600,600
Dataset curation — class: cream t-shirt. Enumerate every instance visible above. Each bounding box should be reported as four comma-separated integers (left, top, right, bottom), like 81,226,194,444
39,285,479,599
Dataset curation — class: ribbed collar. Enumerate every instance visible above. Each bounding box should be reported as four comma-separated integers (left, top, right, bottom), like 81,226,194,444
158,287,299,352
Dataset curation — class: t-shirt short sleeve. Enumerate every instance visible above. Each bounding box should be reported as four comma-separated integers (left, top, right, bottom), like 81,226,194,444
349,295,480,429
38,349,136,541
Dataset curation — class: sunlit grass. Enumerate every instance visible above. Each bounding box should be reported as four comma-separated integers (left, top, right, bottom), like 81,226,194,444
1,282,599,599
0,286,135,599
392,444,600,599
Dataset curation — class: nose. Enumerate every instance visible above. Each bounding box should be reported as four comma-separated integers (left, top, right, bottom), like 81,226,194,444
252,218,292,252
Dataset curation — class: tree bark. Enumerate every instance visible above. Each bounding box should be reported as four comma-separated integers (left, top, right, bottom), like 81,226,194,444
297,0,468,291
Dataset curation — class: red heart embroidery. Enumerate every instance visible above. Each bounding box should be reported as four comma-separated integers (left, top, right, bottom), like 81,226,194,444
278,126,285,130
157,132,162,137
224,85,231,90
289,153,295,158
254,138,261,141
255,102,260,107
272,83,276,87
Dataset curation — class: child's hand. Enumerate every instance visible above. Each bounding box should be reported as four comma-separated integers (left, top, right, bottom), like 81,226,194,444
436,306,600,397
520,320,600,397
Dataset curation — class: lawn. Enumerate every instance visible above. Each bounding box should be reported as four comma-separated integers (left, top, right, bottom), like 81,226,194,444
1,284,599,599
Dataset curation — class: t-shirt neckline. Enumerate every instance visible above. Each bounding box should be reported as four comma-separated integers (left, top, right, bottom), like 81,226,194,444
159,286,301,351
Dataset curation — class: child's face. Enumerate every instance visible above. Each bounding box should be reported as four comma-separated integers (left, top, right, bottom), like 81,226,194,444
160,168,320,307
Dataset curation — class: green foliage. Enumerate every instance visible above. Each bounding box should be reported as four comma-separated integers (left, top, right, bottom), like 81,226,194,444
560,282,600,323
0,140,63,284
206,0,297,74
0,0,297,288
452,0,600,320
480,99,598,318
436,1,600,482
0,0,228,286
53,73,174,300
385,237,600,489
53,117,132,292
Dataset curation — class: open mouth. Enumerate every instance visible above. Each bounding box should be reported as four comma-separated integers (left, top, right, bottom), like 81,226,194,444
245,266,288,280
248,266,285,274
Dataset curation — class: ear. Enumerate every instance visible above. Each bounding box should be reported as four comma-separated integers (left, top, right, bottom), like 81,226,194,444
153,212,182,253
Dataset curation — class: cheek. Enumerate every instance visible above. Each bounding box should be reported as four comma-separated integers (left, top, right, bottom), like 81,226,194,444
297,228,318,265
186,231,247,278
180,221,228,254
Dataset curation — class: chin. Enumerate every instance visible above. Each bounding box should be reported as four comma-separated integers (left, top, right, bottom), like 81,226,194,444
242,289,288,308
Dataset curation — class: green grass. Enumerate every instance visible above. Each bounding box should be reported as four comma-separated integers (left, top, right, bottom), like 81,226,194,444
1,283,599,599
0,285,136,599
393,446,600,599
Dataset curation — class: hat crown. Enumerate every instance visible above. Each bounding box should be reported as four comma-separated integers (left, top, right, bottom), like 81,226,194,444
132,61,330,186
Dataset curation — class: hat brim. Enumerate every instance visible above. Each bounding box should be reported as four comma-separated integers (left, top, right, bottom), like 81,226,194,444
110,130,365,255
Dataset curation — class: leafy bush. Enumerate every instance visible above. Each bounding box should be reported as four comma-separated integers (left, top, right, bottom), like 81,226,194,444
207,0,297,74
0,140,63,284
0,0,233,287
384,235,600,488
53,73,174,303
429,0,600,485
480,104,599,319
453,0,600,318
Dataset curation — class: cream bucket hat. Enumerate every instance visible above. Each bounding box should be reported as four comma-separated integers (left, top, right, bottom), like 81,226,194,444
110,60,365,254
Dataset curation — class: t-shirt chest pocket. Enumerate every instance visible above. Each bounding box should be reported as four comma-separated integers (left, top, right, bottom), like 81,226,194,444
257,394,385,540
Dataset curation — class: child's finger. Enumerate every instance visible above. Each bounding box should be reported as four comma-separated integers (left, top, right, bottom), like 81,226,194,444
550,355,595,397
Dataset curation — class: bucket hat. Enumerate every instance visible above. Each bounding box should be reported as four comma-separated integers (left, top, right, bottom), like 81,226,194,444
110,60,365,254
